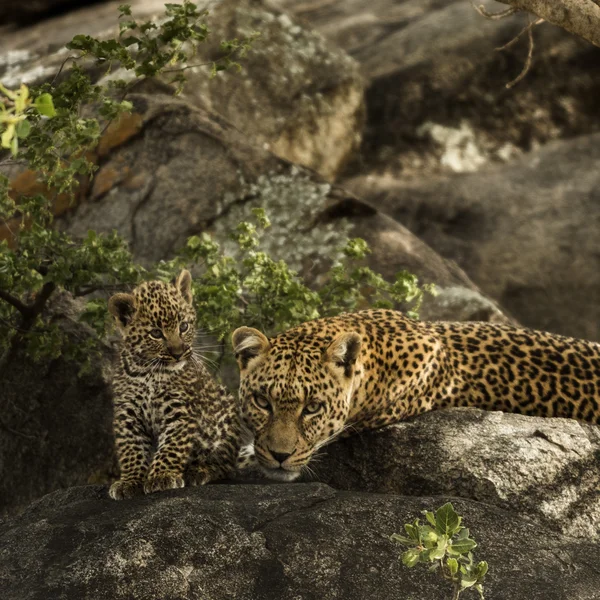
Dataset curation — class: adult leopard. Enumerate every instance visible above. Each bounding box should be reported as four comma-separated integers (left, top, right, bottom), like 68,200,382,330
232,309,600,481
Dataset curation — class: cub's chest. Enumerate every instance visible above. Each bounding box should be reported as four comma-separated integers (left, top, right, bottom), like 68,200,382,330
132,376,192,434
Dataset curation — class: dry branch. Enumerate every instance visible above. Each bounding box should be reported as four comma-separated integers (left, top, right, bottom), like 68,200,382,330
497,0,600,47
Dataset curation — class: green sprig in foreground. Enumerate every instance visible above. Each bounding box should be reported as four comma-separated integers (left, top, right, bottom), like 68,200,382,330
391,503,488,600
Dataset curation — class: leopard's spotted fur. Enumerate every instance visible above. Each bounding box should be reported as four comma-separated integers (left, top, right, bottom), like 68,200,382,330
108,270,241,500
232,309,600,481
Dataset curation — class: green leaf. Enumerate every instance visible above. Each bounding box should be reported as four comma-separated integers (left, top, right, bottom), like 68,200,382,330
15,119,31,139
428,540,446,561
435,503,461,536
424,511,436,528
34,93,56,117
390,534,414,546
476,561,488,579
447,558,459,576
474,583,485,599
449,538,478,555
401,549,421,568
461,574,479,589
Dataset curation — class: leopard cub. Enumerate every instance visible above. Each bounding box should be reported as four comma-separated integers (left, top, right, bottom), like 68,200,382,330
108,269,242,500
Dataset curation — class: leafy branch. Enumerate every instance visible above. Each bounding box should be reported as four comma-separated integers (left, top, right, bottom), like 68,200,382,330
391,503,489,600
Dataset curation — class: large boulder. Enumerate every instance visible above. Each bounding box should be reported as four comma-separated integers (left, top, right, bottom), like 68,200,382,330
313,408,600,540
0,0,364,181
53,90,501,320
347,132,600,341
0,292,115,517
280,0,600,178
1,482,599,600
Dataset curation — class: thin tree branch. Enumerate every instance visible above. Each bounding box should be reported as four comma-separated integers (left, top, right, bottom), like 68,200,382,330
496,0,600,47
471,2,518,19
0,289,30,315
505,14,535,88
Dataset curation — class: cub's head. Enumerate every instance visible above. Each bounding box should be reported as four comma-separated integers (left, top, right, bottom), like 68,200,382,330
109,270,196,371
232,323,362,481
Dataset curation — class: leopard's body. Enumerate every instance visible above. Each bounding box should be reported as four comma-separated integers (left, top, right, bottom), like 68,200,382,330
108,270,241,500
232,309,600,481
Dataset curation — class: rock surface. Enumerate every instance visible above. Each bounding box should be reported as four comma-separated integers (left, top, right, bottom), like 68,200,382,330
313,408,600,541
348,132,600,341
0,292,115,517
280,0,600,178
1,482,599,600
0,0,364,181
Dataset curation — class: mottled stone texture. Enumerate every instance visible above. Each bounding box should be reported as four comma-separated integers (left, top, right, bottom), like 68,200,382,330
1,483,599,600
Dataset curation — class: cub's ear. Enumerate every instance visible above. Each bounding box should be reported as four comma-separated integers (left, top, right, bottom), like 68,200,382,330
108,293,136,329
232,327,270,370
324,331,362,377
176,269,193,304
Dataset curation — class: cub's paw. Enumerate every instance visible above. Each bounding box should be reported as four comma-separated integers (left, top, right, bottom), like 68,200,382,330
185,467,211,487
144,473,185,495
109,479,144,501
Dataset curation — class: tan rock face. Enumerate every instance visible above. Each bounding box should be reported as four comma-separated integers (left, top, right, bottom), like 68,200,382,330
183,0,365,181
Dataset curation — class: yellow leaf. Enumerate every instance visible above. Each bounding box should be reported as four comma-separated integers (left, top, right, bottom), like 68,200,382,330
1,123,15,148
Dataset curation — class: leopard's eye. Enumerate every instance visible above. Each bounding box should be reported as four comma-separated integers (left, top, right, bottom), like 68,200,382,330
252,394,271,412
303,401,323,415
149,328,163,339
179,321,189,333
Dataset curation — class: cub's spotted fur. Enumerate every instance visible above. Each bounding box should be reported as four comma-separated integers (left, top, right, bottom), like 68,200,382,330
108,270,241,500
233,309,600,481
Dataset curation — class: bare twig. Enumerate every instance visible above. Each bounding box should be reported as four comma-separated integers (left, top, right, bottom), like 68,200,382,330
505,15,535,88
50,55,80,86
470,2,518,19
0,415,37,440
496,17,544,51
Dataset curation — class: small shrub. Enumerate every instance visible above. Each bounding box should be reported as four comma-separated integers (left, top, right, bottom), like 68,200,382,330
391,502,489,600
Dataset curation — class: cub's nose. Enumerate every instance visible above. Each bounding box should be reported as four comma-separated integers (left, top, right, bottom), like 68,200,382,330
270,450,292,464
170,349,184,360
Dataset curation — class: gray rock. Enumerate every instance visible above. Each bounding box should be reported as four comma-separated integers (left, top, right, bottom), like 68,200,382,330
313,408,600,540
280,0,600,178
347,132,600,340
0,0,364,181
0,291,115,517
1,482,599,600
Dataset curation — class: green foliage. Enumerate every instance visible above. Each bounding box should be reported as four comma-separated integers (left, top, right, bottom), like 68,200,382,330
153,206,432,342
0,2,432,376
391,503,488,600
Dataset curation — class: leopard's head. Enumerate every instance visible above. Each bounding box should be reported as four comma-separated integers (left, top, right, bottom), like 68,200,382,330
108,270,196,371
232,323,362,480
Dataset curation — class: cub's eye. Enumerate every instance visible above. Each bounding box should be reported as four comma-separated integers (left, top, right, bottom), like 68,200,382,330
303,401,323,415
252,394,271,412
179,322,189,333
149,328,163,339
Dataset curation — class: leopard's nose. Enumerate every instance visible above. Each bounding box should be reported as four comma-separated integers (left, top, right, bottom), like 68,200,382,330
170,349,184,360
270,450,292,464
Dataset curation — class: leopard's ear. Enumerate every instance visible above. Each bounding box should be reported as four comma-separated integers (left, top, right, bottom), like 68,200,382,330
232,327,270,371
324,331,362,378
176,269,193,304
108,293,136,330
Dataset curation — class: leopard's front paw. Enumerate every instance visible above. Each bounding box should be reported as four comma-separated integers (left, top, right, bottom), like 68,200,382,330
109,479,144,500
144,473,185,495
